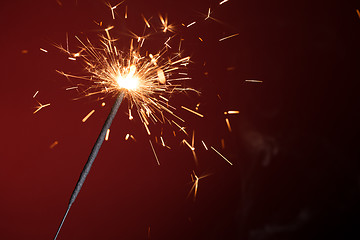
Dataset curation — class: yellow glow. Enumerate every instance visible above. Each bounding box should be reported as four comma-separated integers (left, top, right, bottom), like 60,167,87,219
116,65,139,90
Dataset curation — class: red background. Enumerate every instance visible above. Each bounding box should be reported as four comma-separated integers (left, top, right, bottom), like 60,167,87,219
1,0,359,239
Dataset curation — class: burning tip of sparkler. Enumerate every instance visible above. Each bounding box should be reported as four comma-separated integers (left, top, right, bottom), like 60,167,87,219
115,65,140,91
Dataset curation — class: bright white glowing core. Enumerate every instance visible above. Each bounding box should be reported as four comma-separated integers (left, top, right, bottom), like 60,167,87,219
116,65,139,90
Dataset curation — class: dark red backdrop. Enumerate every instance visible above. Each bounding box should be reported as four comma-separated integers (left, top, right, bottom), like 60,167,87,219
1,0,359,240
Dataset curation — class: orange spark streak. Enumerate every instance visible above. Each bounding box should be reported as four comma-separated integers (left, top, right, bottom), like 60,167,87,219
82,110,95,122
224,110,239,115
245,79,263,83
33,91,39,98
33,101,50,114
205,8,211,20
50,141,59,149
149,140,160,165
182,139,195,151
65,86,78,90
219,33,239,42
105,129,110,141
211,146,233,165
225,118,232,132
144,122,151,135
219,0,229,5
142,14,151,28
172,120,188,135
201,140,208,150
188,171,210,201
160,136,165,147
186,21,196,27
181,106,204,118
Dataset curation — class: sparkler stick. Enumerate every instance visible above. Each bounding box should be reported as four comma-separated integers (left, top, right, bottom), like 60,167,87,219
53,91,125,240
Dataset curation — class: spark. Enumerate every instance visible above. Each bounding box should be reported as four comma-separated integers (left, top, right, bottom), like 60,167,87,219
125,5,128,18
66,86,78,90
188,171,210,201
50,141,59,149
93,20,103,26
33,101,50,114
219,0,229,5
159,95,168,102
357,9,360,18
221,138,225,149
125,134,136,142
66,32,69,53
198,37,203,42
172,120,188,135
157,69,166,84
33,90,39,98
82,110,95,122
191,130,195,148
125,133,130,140
224,110,239,115
40,48,48,53
205,8,211,20
210,146,232,165
181,106,204,118
105,129,110,141
57,28,194,135
101,102,106,107
195,103,200,111
219,33,239,42
164,37,172,48
56,0,62,7
186,21,196,28
182,139,195,151
225,118,232,132
68,57,76,61
142,14,151,28
128,109,133,120
144,122,151,135
201,140,208,150
106,1,125,19
191,131,198,164
245,79,263,83
149,140,160,165
159,14,175,33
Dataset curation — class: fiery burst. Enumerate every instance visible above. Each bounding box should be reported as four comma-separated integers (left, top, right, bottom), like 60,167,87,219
58,25,198,137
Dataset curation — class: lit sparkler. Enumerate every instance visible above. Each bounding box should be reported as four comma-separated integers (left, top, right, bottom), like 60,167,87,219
53,8,197,239
51,1,238,238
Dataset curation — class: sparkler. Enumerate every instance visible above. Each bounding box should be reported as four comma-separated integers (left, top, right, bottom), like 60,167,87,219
53,10,195,239
50,1,237,238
